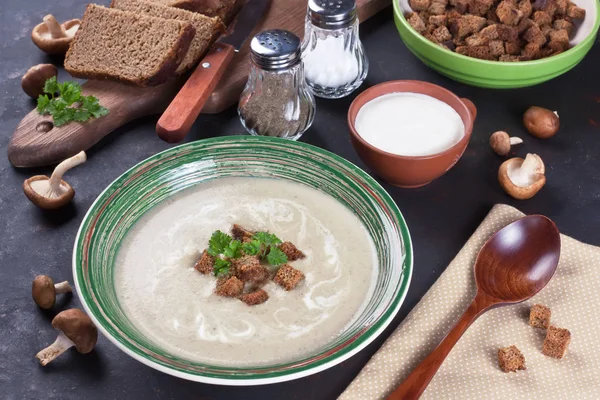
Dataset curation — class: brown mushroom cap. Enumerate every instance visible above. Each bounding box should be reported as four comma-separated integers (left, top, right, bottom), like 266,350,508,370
52,309,98,354
523,106,560,139
498,154,546,200
32,275,56,309
490,131,523,156
31,16,81,55
23,175,75,210
22,64,58,99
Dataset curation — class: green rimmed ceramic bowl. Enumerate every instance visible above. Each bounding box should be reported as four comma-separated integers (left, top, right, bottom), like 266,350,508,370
73,136,413,385
394,0,600,88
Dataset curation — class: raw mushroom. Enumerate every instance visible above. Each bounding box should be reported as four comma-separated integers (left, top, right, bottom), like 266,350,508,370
36,309,98,366
523,106,560,139
23,151,86,210
31,14,81,55
498,153,546,200
489,131,523,156
32,275,72,309
21,64,58,99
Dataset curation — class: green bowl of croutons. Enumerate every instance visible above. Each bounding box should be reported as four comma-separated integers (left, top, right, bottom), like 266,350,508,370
394,0,599,88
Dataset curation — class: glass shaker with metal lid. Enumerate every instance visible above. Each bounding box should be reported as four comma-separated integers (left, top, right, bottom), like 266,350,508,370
238,29,316,140
302,0,368,99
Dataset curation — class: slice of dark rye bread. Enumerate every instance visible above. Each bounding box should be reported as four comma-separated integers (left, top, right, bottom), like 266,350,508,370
64,4,196,86
147,0,242,24
111,0,225,74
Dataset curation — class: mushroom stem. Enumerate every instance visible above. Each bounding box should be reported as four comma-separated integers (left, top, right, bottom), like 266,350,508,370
54,281,72,294
36,332,74,366
43,15,67,38
521,153,539,175
48,151,87,193
509,137,523,145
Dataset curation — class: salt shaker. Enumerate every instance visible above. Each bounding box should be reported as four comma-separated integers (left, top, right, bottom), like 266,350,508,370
302,0,368,99
238,29,316,140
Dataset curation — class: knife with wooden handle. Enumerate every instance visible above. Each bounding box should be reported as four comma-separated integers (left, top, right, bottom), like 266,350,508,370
156,0,271,143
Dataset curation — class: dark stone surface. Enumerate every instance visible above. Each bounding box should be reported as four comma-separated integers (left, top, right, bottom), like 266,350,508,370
1,0,599,399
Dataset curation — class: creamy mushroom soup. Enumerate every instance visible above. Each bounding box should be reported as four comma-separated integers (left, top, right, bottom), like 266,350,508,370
115,177,378,366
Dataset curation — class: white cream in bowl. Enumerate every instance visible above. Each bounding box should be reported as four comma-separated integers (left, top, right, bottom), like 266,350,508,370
354,92,465,157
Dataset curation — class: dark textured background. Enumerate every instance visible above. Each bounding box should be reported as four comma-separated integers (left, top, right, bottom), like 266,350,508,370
1,0,599,399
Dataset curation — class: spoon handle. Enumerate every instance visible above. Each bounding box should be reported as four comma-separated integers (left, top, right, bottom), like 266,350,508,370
387,293,494,400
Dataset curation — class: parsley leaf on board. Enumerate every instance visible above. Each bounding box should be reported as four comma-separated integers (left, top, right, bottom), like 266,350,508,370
266,247,288,266
213,258,231,276
36,77,108,127
207,231,232,256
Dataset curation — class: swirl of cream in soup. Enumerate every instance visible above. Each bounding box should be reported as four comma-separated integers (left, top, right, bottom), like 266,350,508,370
115,177,378,366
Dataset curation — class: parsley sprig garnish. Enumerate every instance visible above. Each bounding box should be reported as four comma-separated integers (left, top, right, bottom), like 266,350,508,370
206,229,289,276
242,232,288,266
36,77,108,127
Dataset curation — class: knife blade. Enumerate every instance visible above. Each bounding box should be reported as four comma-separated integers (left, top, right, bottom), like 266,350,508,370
156,0,272,143
219,0,272,50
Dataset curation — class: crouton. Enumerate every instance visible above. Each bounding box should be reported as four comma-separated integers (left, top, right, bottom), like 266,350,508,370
273,264,305,291
429,14,448,27
505,39,523,54
406,12,427,33
450,0,470,13
467,44,495,59
487,8,501,22
194,250,214,275
553,18,574,35
498,345,526,372
533,10,553,25
410,0,431,11
480,24,500,39
231,224,254,243
518,17,535,33
457,15,487,37
521,42,542,59
234,255,269,283
215,276,244,297
535,0,558,17
432,25,453,42
279,241,305,261
548,28,570,47
542,326,571,358
566,2,585,19
489,39,506,56
546,39,567,54
518,0,533,17
496,1,524,25
529,304,551,329
438,39,456,50
554,0,568,15
469,0,495,16
523,24,547,45
428,1,447,15
497,24,519,41
499,54,522,61
239,289,269,306
466,33,489,46
455,45,469,55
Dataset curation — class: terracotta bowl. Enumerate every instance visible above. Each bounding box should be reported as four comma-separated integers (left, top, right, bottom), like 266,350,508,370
348,80,477,188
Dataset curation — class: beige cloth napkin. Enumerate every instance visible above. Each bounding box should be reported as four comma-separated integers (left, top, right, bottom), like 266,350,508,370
340,204,600,400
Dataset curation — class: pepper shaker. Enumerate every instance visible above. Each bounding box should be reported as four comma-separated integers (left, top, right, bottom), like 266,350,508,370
238,29,316,140
302,0,368,99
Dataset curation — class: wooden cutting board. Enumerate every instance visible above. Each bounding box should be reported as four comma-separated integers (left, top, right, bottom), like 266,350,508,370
8,0,389,168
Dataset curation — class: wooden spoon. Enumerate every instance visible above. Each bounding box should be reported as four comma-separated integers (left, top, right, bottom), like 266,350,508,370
388,215,561,400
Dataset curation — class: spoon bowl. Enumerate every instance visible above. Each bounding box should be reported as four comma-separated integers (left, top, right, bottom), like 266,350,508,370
475,215,561,303
389,215,561,399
